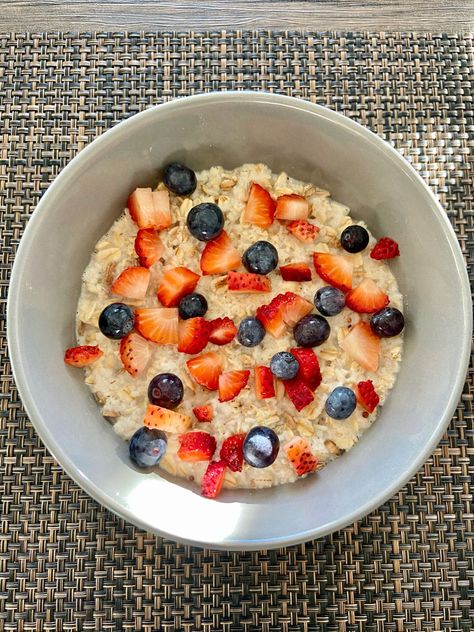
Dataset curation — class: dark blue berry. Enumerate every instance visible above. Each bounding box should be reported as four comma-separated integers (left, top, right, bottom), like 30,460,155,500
99,303,134,339
293,314,330,347
242,241,278,275
129,426,167,468
163,163,197,196
243,426,280,468
148,373,184,408
370,307,405,337
270,351,299,380
340,225,369,253
178,293,208,319
325,387,356,420
187,203,224,241
315,286,346,316
237,317,266,347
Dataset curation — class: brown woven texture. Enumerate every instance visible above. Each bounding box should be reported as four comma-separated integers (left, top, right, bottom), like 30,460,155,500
0,32,473,632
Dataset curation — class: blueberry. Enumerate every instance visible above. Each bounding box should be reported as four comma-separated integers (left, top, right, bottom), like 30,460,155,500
325,386,356,420
243,426,280,468
99,303,135,339
178,293,208,319
314,286,346,316
129,426,167,468
187,203,224,241
370,307,405,337
242,241,279,275
340,225,369,253
270,351,299,380
293,314,330,347
237,317,266,347
163,163,197,196
148,373,184,408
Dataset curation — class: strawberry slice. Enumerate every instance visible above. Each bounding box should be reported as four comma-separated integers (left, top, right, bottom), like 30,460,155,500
290,347,322,391
275,194,309,220
186,351,223,390
287,220,319,243
135,307,179,344
283,375,315,411
218,370,250,402
128,188,172,230
201,460,227,498
256,297,286,338
193,405,214,423
200,231,241,275
178,431,217,462
134,228,164,267
280,263,312,282
371,237,400,260
356,380,380,412
208,317,237,345
285,437,319,476
227,271,271,293
220,433,246,472
178,317,211,354
279,291,314,327
340,321,380,372
157,266,200,307
254,366,275,399
64,345,103,367
242,182,276,228
313,252,353,292
111,266,150,299
119,332,150,376
144,404,192,433
346,278,389,314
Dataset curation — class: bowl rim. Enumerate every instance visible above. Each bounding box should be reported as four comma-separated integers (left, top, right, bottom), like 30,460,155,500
7,91,472,549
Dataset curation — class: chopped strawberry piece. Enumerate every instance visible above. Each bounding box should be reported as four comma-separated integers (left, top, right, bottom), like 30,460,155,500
135,307,179,344
283,375,315,411
193,405,214,423
157,266,200,307
177,317,211,354
220,434,246,472
285,437,319,476
356,380,380,413
64,345,103,367
208,317,237,345
256,297,286,338
227,271,271,293
218,370,250,402
280,263,312,282
279,291,314,327
178,431,217,462
186,351,223,390
134,228,164,267
340,321,380,372
119,332,150,377
346,278,389,314
201,460,227,498
242,183,276,228
254,366,275,399
128,188,172,230
200,230,241,275
275,194,309,220
287,220,319,243
313,252,353,292
144,404,192,433
371,237,400,260
290,347,322,391
111,266,150,299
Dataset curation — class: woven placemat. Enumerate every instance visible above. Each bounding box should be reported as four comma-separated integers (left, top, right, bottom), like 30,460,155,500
0,32,473,631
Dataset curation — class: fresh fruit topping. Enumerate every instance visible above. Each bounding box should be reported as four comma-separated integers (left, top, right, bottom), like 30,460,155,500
346,278,389,314
220,434,246,472
256,298,286,338
64,345,103,367
200,230,241,275
218,370,250,402
325,386,356,419
314,286,346,316
340,321,380,371
134,228,164,267
178,431,217,462
99,303,135,339
293,313,330,347
193,405,214,423
186,351,223,390
356,380,380,413
370,307,405,337
128,187,172,230
119,332,150,376
270,351,300,380
209,317,237,345
111,266,150,299
163,163,197,196
237,316,266,347
157,266,200,307
144,404,192,433
313,252,353,292
254,366,276,399
242,241,279,275
279,292,314,327
287,220,319,243
178,317,211,354
135,307,179,344
243,426,280,468
275,194,309,220
178,292,208,319
227,271,271,293
201,460,227,498
340,225,369,253
187,202,224,241
242,183,276,228
290,347,322,391
129,427,167,468
148,373,184,408
370,237,400,260
280,262,312,282
285,437,318,476
283,376,315,411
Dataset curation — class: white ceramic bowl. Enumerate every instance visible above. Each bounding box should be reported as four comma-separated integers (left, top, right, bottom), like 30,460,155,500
7,93,471,550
